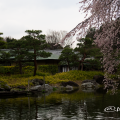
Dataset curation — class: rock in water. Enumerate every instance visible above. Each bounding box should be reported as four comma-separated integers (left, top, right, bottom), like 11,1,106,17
30,84,53,92
61,81,79,87
30,85,42,91
81,79,100,89
41,84,53,92
66,85,73,90
81,82,95,88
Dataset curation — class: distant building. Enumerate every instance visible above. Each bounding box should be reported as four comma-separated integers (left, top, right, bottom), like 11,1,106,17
0,49,95,72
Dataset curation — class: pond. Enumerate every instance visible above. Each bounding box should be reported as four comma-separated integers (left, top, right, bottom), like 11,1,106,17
0,89,120,120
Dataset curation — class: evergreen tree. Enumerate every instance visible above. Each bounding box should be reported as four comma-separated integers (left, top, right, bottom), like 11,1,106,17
7,39,30,74
74,37,103,70
0,33,7,49
0,51,11,66
59,47,79,70
22,30,52,76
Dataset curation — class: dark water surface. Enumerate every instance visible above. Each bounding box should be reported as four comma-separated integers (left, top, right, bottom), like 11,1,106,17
0,90,120,120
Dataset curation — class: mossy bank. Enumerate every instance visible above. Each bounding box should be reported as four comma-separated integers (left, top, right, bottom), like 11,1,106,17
0,70,105,89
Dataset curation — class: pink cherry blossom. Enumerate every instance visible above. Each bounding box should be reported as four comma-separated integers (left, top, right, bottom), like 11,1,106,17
61,0,120,94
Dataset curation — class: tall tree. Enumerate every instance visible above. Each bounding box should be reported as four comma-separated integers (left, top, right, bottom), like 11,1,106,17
0,33,3,41
85,27,104,71
74,37,103,71
0,51,11,66
59,47,79,70
22,30,52,76
7,39,30,74
0,33,7,49
5,37,16,43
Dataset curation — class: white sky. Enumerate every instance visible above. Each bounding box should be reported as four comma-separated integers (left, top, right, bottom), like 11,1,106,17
0,0,86,48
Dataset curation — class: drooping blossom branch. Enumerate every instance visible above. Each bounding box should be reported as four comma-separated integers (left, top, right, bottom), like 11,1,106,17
60,0,120,93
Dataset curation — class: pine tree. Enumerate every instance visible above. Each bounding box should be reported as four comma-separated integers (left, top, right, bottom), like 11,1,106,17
22,30,52,76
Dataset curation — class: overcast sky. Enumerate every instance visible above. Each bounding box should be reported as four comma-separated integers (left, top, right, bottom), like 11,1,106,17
0,0,85,48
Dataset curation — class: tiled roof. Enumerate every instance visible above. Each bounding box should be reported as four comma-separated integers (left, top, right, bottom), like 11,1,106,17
0,49,95,60
0,49,63,60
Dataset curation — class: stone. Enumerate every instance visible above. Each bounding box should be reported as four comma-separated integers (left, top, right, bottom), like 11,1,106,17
81,79,96,84
66,85,73,90
93,75,105,84
30,84,53,92
30,78,44,86
41,84,53,92
81,82,95,88
0,88,4,91
81,79,100,89
60,81,79,87
0,81,11,91
30,85,42,91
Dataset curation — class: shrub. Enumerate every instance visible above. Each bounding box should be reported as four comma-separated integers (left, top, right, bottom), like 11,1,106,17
36,71,51,76
0,66,19,74
0,66,34,75
38,65,58,75
22,66,34,74
83,59,102,71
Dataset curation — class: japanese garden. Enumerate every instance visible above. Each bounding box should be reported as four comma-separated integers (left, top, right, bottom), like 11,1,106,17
0,0,120,119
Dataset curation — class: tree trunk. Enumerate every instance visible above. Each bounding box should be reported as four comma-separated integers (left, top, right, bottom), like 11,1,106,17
81,63,83,71
67,61,71,71
79,53,86,71
19,61,22,74
34,58,37,76
78,62,81,70
33,50,37,76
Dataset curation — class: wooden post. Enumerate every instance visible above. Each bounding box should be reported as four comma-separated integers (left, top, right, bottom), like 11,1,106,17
43,76,46,107
28,78,30,91
43,76,45,90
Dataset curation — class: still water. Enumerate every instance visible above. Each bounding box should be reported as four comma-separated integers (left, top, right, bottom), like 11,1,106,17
0,89,120,120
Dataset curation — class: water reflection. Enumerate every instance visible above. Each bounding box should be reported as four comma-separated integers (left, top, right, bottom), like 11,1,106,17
0,90,120,120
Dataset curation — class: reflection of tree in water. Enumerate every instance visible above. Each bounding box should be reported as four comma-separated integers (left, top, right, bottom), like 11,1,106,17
61,99,78,117
61,99,88,119
0,95,89,119
0,92,120,119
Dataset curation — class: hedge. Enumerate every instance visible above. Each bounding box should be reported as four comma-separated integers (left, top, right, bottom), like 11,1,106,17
0,66,34,74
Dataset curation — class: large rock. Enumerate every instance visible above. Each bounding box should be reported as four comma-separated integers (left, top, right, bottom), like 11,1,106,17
30,78,44,86
30,84,53,92
81,79,96,84
30,85,42,91
41,84,53,92
61,81,79,87
0,81,11,91
65,85,73,92
81,79,100,89
66,85,73,90
93,75,105,84
81,82,95,88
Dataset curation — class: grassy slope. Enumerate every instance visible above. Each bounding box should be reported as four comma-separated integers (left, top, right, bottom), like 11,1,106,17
0,70,104,88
